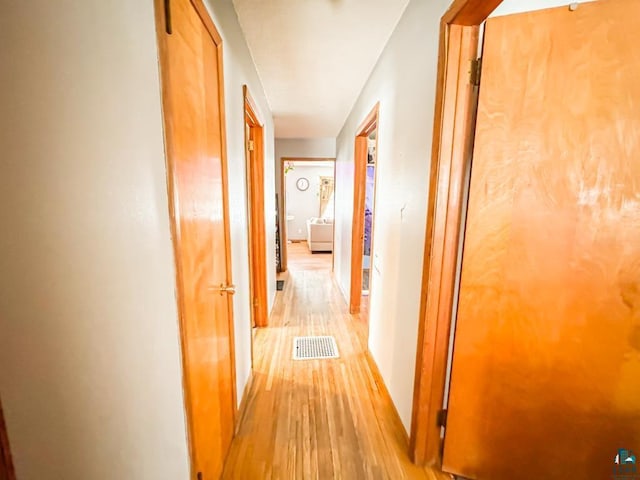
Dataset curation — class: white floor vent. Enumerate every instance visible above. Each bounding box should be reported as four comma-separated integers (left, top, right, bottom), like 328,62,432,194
293,336,339,360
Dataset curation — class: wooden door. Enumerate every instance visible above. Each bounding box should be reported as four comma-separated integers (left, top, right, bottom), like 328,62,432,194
155,0,236,478
349,104,378,315
443,2,640,479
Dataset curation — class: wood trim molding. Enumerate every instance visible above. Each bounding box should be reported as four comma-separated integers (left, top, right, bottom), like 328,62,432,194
349,103,379,315
410,0,502,469
243,85,263,126
443,0,503,25
244,86,268,330
365,350,409,443
190,0,223,45
356,103,379,137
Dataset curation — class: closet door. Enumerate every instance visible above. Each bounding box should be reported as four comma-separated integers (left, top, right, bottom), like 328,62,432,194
442,2,640,479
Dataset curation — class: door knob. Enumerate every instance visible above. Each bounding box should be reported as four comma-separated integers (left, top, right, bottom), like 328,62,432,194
209,283,236,296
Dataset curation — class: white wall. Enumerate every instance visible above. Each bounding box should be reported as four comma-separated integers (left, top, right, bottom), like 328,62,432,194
490,0,595,17
202,0,277,409
274,138,336,253
333,0,451,432
285,164,335,240
0,2,189,479
0,1,273,479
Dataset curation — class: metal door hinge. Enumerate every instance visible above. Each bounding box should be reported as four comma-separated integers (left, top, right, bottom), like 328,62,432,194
437,408,448,428
248,140,255,151
470,58,482,86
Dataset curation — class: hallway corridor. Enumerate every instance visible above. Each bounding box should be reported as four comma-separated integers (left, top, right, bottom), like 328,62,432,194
222,245,445,479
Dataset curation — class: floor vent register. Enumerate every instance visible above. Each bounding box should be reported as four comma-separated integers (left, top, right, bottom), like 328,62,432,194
293,336,339,360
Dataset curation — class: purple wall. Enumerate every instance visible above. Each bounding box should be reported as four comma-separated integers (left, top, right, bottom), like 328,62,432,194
364,165,375,255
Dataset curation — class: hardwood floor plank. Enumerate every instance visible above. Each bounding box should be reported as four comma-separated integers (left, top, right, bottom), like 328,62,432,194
223,243,449,479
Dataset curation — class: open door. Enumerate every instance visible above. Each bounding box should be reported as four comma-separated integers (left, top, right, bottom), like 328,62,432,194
442,1,640,479
155,0,237,478
349,103,379,323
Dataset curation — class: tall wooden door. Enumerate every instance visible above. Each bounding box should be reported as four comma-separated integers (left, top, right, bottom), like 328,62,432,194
443,1,640,479
155,0,236,478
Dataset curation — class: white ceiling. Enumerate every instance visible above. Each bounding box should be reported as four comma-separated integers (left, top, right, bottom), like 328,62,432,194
232,0,410,138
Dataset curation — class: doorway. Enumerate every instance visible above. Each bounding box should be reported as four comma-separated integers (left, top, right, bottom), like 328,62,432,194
280,158,336,273
349,104,379,330
154,0,237,478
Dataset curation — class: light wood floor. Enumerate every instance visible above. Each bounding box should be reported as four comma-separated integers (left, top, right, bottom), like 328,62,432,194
286,241,333,271
222,242,449,479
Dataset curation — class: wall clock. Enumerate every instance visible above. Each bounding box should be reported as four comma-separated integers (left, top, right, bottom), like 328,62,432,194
296,177,310,191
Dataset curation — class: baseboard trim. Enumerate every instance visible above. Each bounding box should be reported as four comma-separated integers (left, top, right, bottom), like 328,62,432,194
334,275,350,307
364,349,410,445
235,371,254,434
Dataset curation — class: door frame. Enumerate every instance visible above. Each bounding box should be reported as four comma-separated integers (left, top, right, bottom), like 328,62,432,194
349,103,379,315
409,0,503,468
279,157,337,270
243,86,268,329
153,0,238,473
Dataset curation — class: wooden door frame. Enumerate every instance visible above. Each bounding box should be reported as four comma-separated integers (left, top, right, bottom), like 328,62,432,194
154,0,238,473
349,103,379,314
409,0,503,468
243,86,268,329
279,157,336,270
